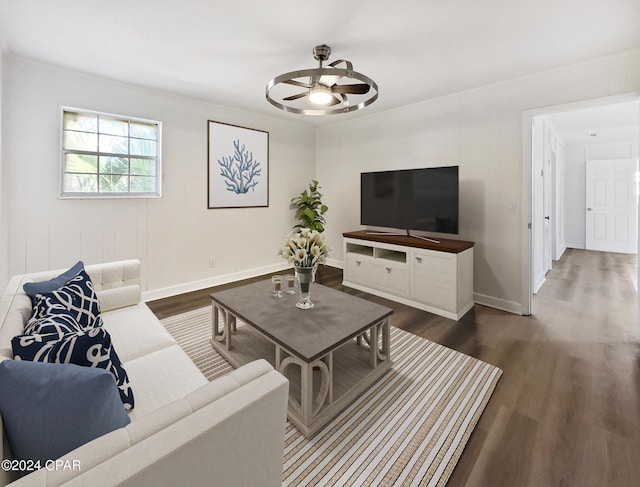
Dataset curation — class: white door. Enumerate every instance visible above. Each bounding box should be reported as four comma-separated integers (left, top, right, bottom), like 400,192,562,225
585,158,638,254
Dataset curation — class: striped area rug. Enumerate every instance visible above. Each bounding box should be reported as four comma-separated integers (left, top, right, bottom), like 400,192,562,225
161,306,502,487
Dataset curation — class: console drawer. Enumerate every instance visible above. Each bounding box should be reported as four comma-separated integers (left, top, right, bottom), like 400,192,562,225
344,254,408,297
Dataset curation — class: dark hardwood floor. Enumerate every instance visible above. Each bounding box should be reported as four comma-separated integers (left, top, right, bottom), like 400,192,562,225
147,248,640,487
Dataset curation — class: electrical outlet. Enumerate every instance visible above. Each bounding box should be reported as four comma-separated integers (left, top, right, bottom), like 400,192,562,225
209,257,216,268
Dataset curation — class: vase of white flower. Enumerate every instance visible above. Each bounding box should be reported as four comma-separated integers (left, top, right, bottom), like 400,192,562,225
278,228,329,310
294,265,314,309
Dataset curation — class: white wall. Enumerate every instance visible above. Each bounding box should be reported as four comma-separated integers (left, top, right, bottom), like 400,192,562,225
564,139,639,249
2,56,316,295
317,48,640,314
0,52,6,291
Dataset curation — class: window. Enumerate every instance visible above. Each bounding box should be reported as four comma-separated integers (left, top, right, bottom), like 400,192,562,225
61,108,162,198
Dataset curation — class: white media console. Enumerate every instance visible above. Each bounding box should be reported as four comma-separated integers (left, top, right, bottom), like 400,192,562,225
342,231,474,321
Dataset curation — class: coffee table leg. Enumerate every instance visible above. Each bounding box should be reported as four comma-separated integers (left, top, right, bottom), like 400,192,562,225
369,324,378,369
301,361,313,425
279,353,331,426
368,318,391,368
326,353,333,404
211,303,234,350
381,317,390,360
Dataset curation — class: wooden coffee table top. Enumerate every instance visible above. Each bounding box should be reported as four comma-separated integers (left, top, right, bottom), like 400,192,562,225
210,279,393,362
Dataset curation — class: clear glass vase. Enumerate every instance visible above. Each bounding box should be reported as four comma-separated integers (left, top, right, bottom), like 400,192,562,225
294,265,315,309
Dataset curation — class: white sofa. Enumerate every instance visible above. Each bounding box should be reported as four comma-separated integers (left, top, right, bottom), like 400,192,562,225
0,260,289,486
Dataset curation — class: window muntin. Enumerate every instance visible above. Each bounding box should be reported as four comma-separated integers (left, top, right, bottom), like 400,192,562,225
61,108,161,198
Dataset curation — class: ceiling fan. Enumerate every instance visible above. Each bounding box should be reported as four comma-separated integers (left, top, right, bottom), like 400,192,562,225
266,45,378,116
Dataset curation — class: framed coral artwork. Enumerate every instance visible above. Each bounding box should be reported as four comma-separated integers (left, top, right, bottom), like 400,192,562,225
207,120,269,208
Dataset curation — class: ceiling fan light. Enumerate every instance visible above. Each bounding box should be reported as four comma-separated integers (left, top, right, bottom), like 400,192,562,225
309,86,333,105
266,45,378,116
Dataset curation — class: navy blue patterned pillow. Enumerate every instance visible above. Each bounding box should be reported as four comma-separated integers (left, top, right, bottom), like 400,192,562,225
31,269,103,330
24,310,83,337
12,328,134,410
23,261,84,304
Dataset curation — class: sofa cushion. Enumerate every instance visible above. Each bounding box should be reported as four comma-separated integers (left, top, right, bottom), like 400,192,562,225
97,285,142,313
101,303,176,363
124,344,207,420
24,309,83,337
30,269,104,329
0,360,130,465
22,260,84,302
12,327,134,410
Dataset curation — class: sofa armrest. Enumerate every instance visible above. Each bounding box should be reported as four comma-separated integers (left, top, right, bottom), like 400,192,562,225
7,361,289,487
73,369,289,487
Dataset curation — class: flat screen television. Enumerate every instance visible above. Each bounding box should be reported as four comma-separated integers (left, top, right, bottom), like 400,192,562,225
360,166,459,235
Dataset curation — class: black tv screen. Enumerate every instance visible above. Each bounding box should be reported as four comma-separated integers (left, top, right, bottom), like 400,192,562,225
360,166,459,234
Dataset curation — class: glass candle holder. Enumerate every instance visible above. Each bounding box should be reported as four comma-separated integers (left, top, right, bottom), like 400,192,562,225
284,274,296,294
271,275,283,298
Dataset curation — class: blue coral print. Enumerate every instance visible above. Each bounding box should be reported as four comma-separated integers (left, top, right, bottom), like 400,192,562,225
218,139,262,194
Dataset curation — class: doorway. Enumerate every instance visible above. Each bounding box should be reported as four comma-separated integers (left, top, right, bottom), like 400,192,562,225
523,95,640,316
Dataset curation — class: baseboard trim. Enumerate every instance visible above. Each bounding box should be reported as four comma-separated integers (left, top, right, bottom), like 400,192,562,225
556,245,567,260
565,242,585,250
141,262,292,302
473,293,523,315
533,271,546,294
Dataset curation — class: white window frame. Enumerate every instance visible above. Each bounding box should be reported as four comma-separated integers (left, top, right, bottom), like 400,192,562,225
60,107,162,198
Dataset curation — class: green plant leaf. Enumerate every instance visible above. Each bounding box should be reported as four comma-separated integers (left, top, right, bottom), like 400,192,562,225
291,179,328,232
302,208,316,219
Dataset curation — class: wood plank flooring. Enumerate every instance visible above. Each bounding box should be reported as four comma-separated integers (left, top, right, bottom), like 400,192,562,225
147,248,640,487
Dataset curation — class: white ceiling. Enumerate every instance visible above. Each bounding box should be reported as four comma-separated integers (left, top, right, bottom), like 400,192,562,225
1,0,640,126
545,101,639,146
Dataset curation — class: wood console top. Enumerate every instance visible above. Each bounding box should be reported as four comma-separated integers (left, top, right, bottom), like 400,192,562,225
343,230,474,254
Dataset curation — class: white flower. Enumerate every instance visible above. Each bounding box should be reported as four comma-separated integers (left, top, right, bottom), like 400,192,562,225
295,248,307,262
278,229,329,267
310,245,321,258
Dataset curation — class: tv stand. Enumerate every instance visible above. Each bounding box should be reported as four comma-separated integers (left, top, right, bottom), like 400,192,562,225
342,231,474,321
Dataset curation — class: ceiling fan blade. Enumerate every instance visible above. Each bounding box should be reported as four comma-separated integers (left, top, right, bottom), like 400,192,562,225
319,74,342,87
283,79,313,89
283,91,309,101
332,83,371,95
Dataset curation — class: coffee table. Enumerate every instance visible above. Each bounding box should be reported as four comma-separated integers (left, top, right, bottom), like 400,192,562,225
210,279,393,437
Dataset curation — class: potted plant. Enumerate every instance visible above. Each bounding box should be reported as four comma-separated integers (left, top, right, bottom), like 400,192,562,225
290,180,328,233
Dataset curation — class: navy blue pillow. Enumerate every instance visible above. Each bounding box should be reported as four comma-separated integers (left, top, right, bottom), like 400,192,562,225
12,328,134,410
24,310,83,337
0,360,130,465
23,261,84,302
30,269,103,330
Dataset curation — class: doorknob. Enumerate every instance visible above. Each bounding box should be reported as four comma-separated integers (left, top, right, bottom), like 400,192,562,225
544,216,550,220
587,208,593,211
